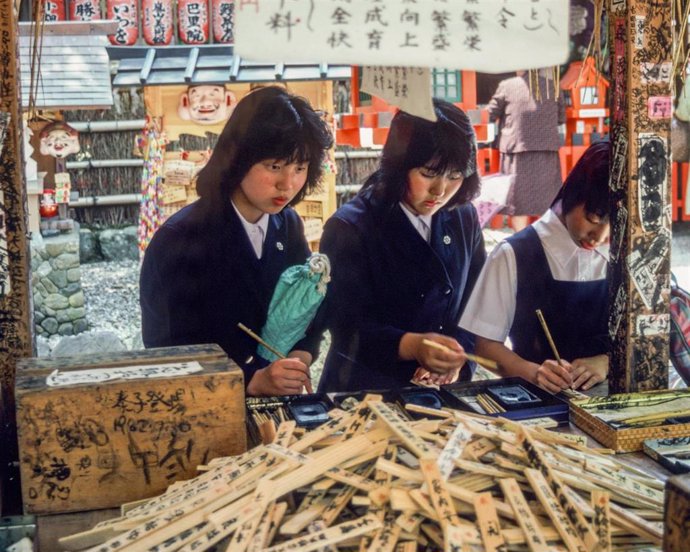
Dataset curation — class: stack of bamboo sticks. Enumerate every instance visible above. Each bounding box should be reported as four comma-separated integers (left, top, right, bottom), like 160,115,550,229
60,395,665,552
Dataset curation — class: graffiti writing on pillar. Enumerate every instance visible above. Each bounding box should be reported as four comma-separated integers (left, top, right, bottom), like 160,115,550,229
640,62,672,84
635,313,669,336
0,21,30,369
0,189,9,296
632,230,671,276
626,234,670,311
609,285,626,340
610,203,628,263
631,334,668,389
613,18,627,124
640,8,672,61
609,125,628,193
637,134,666,232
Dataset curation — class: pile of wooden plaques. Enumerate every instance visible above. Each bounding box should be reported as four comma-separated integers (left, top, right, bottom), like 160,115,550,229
61,395,665,552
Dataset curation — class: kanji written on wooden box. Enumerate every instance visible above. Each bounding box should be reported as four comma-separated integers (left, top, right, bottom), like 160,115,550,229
14,344,246,514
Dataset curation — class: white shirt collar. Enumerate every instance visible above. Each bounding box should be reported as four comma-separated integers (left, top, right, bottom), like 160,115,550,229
533,208,609,269
399,202,433,242
231,201,269,258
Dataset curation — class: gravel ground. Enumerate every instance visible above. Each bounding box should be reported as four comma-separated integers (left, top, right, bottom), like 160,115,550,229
37,259,143,356
37,222,690,387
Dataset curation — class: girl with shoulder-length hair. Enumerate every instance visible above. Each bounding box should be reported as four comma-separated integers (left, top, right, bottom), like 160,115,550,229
365,98,481,207
196,85,332,210
318,99,487,392
141,86,333,397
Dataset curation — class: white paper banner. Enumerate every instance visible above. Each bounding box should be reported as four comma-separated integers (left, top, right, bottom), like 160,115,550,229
235,0,569,73
361,66,435,121
46,361,204,387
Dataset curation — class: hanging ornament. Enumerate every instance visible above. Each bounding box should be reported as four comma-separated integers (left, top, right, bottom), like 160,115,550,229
39,122,80,160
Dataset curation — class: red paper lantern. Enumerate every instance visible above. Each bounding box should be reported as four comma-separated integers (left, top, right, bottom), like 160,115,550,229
107,0,139,46
143,0,173,46
43,0,66,21
212,0,234,44
69,0,101,21
178,0,209,45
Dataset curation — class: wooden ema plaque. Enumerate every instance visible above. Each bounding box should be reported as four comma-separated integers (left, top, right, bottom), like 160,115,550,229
14,344,246,514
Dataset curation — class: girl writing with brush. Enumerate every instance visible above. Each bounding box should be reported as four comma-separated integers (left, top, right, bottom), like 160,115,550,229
460,141,611,393
140,86,332,396
318,99,487,392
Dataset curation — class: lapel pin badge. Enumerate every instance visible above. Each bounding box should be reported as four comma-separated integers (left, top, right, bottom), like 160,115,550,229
443,235,451,245
276,242,284,251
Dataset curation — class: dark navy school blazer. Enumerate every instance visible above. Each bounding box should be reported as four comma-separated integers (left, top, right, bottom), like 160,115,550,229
317,191,487,392
140,197,318,385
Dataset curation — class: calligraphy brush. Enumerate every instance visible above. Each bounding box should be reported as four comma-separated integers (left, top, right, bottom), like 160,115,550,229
238,322,286,360
421,339,499,371
535,309,565,366
237,322,313,393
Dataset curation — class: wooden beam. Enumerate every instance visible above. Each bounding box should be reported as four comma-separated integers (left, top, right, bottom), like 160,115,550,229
0,0,34,515
608,0,673,391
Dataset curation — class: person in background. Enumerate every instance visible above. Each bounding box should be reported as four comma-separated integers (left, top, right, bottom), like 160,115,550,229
489,69,566,231
318,99,487,392
459,141,610,393
140,86,333,396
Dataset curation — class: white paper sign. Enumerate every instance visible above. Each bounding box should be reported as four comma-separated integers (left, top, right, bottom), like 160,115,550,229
361,66,435,121
235,0,569,72
46,361,204,387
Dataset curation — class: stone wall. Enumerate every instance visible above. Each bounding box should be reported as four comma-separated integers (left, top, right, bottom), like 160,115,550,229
79,225,139,263
31,231,88,338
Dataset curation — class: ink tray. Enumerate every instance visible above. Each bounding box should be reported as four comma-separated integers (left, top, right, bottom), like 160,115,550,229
287,396,334,429
643,436,690,474
245,392,335,443
440,377,569,426
329,388,442,420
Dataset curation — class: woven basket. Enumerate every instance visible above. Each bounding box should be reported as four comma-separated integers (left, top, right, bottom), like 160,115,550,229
570,389,690,452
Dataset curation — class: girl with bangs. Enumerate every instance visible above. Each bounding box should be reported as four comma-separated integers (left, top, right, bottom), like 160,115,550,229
318,99,487,392
459,141,611,393
140,86,333,396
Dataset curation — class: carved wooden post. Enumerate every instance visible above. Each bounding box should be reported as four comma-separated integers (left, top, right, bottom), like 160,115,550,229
608,0,673,393
0,0,34,513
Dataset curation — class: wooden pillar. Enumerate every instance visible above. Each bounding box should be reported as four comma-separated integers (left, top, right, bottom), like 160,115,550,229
608,0,673,393
0,0,34,513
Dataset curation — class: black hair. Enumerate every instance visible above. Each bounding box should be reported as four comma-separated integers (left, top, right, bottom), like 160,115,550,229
196,86,333,206
551,140,610,219
361,98,480,207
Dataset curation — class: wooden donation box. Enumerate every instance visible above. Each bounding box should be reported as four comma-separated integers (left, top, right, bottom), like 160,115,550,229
14,344,246,514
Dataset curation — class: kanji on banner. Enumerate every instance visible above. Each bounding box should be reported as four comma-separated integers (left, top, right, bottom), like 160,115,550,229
212,0,234,43
361,66,435,121
69,0,101,21
235,0,569,73
178,0,209,44
107,0,139,46
143,0,173,46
